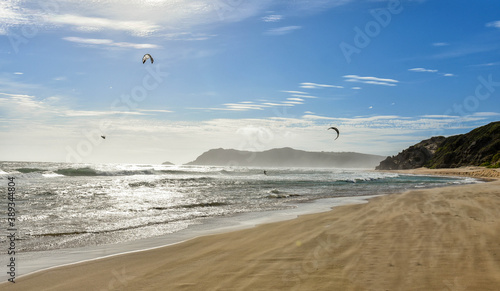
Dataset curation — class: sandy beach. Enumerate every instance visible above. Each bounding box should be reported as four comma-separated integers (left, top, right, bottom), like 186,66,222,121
3,167,500,290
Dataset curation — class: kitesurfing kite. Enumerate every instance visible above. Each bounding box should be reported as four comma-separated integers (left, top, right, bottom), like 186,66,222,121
101,135,106,139
328,127,340,140
142,54,154,64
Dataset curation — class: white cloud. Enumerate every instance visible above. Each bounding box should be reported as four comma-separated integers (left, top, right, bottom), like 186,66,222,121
409,68,456,77
486,20,500,29
262,102,293,107
63,110,148,117
261,14,283,22
300,82,343,89
193,93,313,112
13,72,23,75
0,1,251,37
471,112,500,117
1,1,349,40
343,75,398,86
471,62,500,67
0,92,45,110
420,115,457,118
3,90,499,163
291,94,317,99
265,26,302,35
63,37,161,49
0,0,31,35
432,42,449,47
282,90,309,95
162,32,216,41
51,14,160,36
0,92,153,118
138,109,173,113
408,67,438,73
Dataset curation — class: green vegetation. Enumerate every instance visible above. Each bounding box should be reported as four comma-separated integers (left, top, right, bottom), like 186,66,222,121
378,121,500,170
426,121,500,168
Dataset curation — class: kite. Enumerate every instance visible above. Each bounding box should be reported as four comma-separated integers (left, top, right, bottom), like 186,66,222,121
328,127,339,140
142,54,154,64
101,135,106,139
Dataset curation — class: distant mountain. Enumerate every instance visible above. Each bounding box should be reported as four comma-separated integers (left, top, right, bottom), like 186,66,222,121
162,161,174,165
376,121,500,170
185,147,385,168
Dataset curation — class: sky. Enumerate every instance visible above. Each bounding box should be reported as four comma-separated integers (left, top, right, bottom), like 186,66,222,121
0,0,499,164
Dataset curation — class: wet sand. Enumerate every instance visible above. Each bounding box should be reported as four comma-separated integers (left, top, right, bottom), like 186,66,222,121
2,167,500,290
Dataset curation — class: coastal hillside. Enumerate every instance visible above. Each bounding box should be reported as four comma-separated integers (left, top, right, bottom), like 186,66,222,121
184,147,385,168
377,121,500,170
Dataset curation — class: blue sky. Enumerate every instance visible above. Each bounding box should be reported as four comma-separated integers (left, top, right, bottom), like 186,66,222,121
1,0,499,164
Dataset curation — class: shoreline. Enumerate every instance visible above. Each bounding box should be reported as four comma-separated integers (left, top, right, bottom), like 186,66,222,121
379,166,500,180
2,195,381,282
2,168,500,290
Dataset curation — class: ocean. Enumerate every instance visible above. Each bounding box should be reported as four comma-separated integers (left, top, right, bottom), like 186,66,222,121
0,161,479,278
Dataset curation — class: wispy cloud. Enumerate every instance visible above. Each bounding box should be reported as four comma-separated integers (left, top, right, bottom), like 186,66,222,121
196,99,301,112
3,87,499,162
1,0,354,41
470,61,500,67
0,92,153,118
486,20,500,29
343,75,398,86
281,89,318,99
0,92,46,111
0,0,31,35
51,14,160,37
300,82,343,89
408,67,438,73
137,109,173,114
162,32,216,41
430,44,499,60
432,42,449,47
261,14,283,22
408,67,454,77
64,110,148,117
281,90,309,95
470,112,500,117
63,37,160,49
291,94,317,99
265,26,302,35
301,113,499,132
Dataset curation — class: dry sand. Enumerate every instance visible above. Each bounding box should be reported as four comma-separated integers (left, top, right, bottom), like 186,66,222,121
2,168,500,290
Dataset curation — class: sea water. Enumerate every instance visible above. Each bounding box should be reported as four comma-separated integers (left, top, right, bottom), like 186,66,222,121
0,161,478,278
